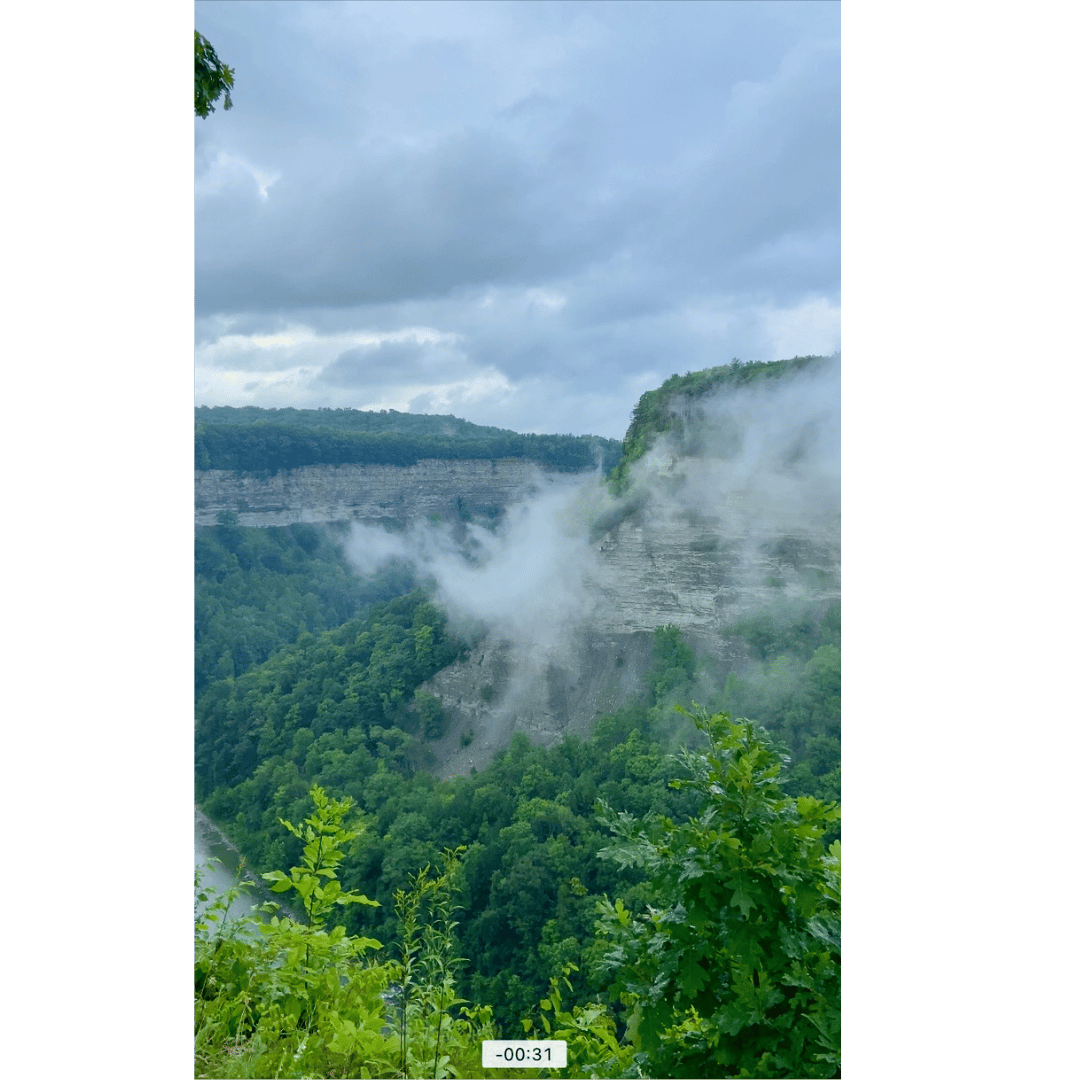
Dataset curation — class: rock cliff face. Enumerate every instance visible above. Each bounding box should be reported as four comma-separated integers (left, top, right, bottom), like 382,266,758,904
587,460,840,639
415,452,839,778
194,459,575,528
420,631,657,780
194,448,838,778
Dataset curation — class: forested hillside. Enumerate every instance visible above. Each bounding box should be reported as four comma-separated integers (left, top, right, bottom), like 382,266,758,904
606,354,835,494
195,518,418,697
197,711,839,1079
194,359,840,1078
195,407,622,476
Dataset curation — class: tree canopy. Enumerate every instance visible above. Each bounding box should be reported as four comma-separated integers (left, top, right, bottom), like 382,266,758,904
196,712,840,1077
195,30,234,118
606,355,835,495
596,709,841,1077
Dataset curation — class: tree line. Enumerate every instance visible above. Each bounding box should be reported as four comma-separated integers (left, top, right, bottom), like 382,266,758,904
195,416,622,477
606,355,835,494
196,405,522,438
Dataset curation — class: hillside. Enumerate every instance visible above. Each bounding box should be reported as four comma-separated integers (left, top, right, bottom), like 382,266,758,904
194,358,840,1073
606,353,835,494
195,407,622,476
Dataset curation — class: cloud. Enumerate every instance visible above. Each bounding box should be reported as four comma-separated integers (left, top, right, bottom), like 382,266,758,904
344,474,602,647
315,338,469,387
194,0,840,434
341,358,840,619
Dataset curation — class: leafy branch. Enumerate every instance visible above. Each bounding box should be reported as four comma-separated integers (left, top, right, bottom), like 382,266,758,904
195,30,235,118
261,784,380,930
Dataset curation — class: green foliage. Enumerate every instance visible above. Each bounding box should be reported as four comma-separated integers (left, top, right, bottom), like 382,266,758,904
195,31,234,118
414,689,447,739
392,847,480,1079
649,624,697,704
523,964,639,1078
595,710,841,1078
195,520,415,699
260,786,380,929
720,604,841,813
195,587,464,811
196,713,841,1076
195,407,622,476
196,789,502,1079
195,571,839,1056
607,355,834,494
195,860,393,1078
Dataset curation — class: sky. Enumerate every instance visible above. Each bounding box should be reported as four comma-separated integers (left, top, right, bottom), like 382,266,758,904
194,0,839,439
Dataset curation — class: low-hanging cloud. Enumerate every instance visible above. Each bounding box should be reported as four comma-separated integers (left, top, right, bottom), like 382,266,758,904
343,357,839,653
339,358,839,765
345,473,601,647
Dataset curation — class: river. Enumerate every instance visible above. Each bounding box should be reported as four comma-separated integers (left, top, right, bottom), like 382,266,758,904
194,806,297,928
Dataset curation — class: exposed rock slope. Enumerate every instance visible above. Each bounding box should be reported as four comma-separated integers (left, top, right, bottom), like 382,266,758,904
195,458,574,528
193,457,838,777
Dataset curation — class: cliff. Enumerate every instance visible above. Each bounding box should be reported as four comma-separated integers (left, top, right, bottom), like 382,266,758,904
588,453,840,637
414,448,839,778
193,454,838,779
194,458,580,528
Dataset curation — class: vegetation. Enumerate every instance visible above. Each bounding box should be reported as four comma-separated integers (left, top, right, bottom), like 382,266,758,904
720,603,842,813
195,31,234,118
595,710,840,1078
195,789,502,1079
606,355,835,494
195,408,622,476
195,586,466,801
196,405,526,438
195,517,417,699
195,606,839,1041
197,710,839,1078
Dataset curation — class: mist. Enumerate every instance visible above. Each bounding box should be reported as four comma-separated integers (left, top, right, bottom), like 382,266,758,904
344,472,603,646
342,358,839,756
633,359,839,526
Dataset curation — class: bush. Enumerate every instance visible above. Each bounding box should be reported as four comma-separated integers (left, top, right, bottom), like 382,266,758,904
595,710,840,1078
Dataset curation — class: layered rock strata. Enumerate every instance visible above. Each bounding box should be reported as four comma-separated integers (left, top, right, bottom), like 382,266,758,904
195,459,580,528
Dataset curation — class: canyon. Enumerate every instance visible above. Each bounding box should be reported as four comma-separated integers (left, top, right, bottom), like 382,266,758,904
195,436,839,778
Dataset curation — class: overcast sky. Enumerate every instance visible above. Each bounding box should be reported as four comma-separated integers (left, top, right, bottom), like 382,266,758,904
195,0,839,439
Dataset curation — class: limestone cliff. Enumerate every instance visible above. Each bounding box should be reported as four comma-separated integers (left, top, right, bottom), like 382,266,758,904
194,412,839,778
194,458,577,528
587,454,840,639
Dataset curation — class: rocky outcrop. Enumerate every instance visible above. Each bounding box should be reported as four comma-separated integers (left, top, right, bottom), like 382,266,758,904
587,501,840,639
420,631,658,779
194,449,838,778
194,459,585,528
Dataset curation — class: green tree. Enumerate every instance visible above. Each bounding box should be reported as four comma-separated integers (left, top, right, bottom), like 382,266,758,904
414,688,447,739
648,623,697,703
195,30,234,118
196,788,502,1079
260,785,380,929
596,709,840,1078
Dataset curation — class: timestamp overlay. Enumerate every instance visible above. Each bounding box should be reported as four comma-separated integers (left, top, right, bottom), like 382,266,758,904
482,1041,568,1068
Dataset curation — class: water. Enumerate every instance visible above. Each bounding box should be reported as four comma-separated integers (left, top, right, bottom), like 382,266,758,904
195,807,283,928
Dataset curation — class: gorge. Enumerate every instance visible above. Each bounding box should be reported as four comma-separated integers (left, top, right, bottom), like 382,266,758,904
195,356,839,779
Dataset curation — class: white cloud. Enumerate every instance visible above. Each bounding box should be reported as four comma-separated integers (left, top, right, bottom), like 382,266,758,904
193,1,839,433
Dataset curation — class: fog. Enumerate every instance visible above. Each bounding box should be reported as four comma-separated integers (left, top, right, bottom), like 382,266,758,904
343,358,839,741
345,472,603,647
